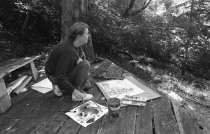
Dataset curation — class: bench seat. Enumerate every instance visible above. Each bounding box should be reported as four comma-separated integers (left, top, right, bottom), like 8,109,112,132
0,55,40,113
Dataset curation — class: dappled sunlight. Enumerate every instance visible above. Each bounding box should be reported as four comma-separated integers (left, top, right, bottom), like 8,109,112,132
135,63,155,74
168,91,183,102
188,104,195,110
161,90,183,102
93,64,100,69
157,73,209,100
155,3,166,15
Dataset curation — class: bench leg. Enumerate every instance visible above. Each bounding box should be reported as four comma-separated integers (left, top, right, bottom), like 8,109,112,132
30,61,38,80
0,78,11,113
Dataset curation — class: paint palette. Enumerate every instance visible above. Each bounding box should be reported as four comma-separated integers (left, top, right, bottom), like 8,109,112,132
65,101,108,127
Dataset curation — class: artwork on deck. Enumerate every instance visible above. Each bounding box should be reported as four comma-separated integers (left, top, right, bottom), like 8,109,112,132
31,78,52,93
96,78,145,99
65,101,108,127
96,76,161,100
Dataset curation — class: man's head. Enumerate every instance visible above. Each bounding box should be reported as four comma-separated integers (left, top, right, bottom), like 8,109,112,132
68,22,89,47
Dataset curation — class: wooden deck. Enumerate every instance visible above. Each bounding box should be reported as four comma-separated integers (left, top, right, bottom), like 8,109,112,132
0,60,207,134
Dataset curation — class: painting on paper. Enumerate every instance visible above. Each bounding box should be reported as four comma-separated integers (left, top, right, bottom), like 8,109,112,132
65,101,108,127
96,78,145,99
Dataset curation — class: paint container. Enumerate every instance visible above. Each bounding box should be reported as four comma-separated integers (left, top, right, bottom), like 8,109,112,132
107,98,120,117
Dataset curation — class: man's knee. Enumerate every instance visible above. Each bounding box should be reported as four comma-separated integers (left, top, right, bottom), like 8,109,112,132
79,60,90,69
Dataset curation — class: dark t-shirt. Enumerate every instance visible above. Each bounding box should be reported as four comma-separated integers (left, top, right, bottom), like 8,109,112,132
45,40,83,94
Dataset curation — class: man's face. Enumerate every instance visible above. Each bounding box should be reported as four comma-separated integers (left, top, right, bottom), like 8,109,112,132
77,28,89,47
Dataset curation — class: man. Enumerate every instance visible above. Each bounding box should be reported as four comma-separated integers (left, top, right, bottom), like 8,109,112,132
45,22,93,101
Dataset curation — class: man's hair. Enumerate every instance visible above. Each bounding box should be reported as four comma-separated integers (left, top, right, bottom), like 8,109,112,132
68,22,89,41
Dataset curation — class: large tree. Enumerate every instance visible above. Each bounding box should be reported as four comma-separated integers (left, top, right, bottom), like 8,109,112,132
61,0,95,61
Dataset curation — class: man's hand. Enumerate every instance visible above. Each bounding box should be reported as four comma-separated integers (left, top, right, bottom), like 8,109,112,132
77,58,83,64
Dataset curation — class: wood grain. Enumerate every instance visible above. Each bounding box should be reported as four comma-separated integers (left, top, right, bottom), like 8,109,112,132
135,101,153,134
152,95,179,134
0,90,51,134
0,78,11,113
0,55,40,79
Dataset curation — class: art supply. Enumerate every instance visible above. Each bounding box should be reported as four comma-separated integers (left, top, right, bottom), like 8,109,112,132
107,98,121,117
65,100,108,127
31,78,52,93
121,100,146,107
96,78,145,99
96,76,161,101
122,95,148,102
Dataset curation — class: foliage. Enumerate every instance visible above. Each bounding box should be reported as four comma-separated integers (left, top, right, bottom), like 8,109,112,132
85,0,210,79
86,0,154,56
0,0,61,59
0,0,209,79
148,0,210,78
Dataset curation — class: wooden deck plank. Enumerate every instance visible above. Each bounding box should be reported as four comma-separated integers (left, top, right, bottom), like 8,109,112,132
173,101,204,134
11,88,34,105
169,97,205,134
119,66,154,134
0,90,52,134
181,109,204,134
96,106,137,134
10,76,52,107
171,99,186,134
135,101,153,134
31,94,81,134
152,94,179,134
7,94,64,134
0,78,11,113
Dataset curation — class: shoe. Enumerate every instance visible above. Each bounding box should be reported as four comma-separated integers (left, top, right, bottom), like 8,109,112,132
53,85,62,96
72,90,93,101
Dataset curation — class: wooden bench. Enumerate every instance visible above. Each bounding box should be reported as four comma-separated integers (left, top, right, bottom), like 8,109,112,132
0,55,40,113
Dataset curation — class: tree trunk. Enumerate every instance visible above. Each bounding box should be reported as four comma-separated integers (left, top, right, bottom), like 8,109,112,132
82,35,95,62
61,0,95,61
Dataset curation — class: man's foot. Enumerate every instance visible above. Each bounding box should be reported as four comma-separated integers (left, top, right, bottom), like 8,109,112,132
72,89,93,101
53,85,62,97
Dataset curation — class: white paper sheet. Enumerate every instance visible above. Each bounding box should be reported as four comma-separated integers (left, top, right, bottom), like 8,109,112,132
97,79,145,99
31,78,52,93
65,101,108,127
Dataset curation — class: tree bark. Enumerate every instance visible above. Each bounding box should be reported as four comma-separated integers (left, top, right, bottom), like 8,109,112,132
61,0,95,61
82,35,95,62
61,0,88,41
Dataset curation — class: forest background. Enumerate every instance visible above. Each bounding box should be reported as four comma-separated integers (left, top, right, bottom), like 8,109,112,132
0,0,210,79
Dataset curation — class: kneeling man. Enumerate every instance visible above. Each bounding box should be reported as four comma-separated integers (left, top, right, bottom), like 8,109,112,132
45,22,93,101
